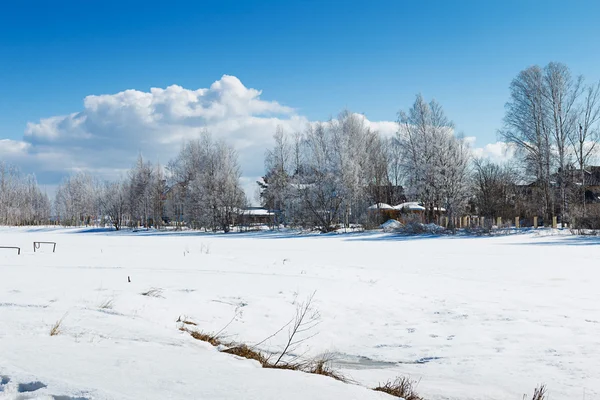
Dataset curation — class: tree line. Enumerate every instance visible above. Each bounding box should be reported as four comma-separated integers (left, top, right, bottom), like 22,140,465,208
2,62,600,231
260,62,600,231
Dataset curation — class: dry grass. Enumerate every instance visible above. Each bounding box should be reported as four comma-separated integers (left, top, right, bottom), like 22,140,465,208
531,384,547,400
373,376,423,400
49,316,65,336
182,326,222,347
99,298,114,309
140,288,164,298
222,344,270,366
305,355,346,382
176,316,197,326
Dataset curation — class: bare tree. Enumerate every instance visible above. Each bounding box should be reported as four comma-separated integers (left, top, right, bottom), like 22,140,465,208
500,65,554,221
543,62,582,223
472,158,518,220
570,81,600,218
100,180,128,230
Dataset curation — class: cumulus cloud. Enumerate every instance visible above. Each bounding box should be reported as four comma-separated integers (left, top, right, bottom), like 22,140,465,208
8,75,311,197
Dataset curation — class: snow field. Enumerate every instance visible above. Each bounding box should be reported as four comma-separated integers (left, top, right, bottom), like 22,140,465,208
0,227,599,399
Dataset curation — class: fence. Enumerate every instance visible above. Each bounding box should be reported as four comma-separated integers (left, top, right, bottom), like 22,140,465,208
437,215,559,229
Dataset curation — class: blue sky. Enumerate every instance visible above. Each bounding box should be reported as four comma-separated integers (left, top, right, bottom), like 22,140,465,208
2,0,600,192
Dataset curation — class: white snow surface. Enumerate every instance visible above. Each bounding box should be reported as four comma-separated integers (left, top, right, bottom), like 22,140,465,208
0,227,599,399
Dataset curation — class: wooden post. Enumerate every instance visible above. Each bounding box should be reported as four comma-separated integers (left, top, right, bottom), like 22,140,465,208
496,216,502,227
533,216,538,229
480,216,485,227
552,216,557,229
515,216,520,229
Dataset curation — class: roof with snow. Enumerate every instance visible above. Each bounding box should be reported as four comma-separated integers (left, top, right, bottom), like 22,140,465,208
367,203,394,210
240,208,275,216
393,202,426,211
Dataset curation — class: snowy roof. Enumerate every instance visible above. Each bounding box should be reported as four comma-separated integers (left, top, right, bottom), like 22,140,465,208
241,208,274,216
367,203,394,210
393,202,426,211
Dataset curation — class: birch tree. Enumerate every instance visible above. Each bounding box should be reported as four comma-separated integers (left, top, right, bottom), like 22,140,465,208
571,81,600,218
543,62,582,222
500,65,554,220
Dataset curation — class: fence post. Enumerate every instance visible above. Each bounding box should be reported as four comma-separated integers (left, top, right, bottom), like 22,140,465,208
533,216,538,229
515,216,520,229
552,216,558,229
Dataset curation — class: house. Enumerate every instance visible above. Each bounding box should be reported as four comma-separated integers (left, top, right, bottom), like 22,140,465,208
238,207,277,226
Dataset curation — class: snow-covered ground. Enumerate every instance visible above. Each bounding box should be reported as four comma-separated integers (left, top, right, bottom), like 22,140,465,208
0,227,598,399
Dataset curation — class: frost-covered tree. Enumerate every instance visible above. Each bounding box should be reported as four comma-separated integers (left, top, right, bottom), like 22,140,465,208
260,126,292,216
0,162,50,225
128,155,154,227
396,95,470,224
100,180,128,230
167,133,246,231
55,172,99,226
261,112,393,231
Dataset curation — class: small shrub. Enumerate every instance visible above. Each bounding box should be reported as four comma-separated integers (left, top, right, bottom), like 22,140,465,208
140,288,164,298
373,376,422,400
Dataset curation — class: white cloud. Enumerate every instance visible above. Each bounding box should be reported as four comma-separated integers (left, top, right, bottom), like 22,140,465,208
0,139,30,157
472,141,517,164
8,75,309,199
360,117,399,137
